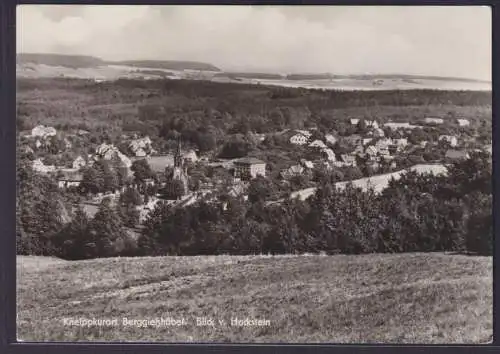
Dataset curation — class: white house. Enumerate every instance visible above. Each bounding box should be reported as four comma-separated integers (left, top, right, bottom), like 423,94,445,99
350,119,360,126
325,134,337,145
321,148,337,162
290,133,309,145
32,158,56,174
393,138,408,147
301,159,315,169
57,169,83,189
363,138,373,146
384,122,421,130
94,143,132,168
340,154,357,167
438,135,458,147
309,140,327,149
295,130,312,139
424,117,444,125
373,128,385,138
457,119,470,127
129,136,153,157
31,125,57,139
281,165,305,179
365,145,378,156
234,157,266,180
182,149,198,163
72,156,87,169
366,120,379,129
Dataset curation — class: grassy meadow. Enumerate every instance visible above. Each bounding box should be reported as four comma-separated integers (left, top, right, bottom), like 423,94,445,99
17,253,492,343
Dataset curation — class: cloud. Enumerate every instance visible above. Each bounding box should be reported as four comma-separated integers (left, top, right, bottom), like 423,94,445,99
17,5,491,80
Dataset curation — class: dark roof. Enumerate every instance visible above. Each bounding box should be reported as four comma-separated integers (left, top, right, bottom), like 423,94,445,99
234,157,266,165
445,149,469,159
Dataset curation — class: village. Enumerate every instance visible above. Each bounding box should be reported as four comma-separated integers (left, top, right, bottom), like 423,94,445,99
18,113,492,229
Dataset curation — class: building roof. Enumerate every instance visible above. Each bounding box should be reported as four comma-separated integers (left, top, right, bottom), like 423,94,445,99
234,157,266,165
445,149,469,159
58,169,84,181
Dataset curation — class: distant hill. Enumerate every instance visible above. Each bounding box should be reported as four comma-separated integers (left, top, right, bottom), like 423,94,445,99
109,60,221,72
215,72,284,80
17,53,105,68
285,72,490,84
286,73,334,80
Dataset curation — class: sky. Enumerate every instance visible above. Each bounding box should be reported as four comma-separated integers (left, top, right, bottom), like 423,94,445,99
17,5,491,80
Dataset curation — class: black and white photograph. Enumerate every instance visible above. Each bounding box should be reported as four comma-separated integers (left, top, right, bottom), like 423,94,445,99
16,5,492,343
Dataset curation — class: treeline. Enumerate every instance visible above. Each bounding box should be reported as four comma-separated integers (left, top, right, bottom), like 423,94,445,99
17,152,492,259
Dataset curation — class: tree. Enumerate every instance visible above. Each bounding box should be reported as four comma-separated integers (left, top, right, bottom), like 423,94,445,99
218,136,252,159
80,165,104,195
89,198,126,257
55,206,92,260
131,159,154,183
247,176,275,203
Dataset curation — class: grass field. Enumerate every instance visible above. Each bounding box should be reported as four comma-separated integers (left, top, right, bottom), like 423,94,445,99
17,253,492,343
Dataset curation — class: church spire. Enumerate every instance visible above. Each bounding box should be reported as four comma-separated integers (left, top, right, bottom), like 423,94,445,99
174,136,182,168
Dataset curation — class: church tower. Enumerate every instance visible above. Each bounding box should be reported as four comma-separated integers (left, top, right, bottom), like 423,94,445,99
174,136,183,168
170,137,189,198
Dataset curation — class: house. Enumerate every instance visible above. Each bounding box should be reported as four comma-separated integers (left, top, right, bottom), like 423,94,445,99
300,159,314,169
20,145,34,155
373,128,385,138
365,145,378,157
393,138,408,148
295,130,312,139
228,183,246,198
77,129,90,136
363,138,373,146
182,149,198,163
384,122,421,130
234,157,266,180
135,148,147,157
289,133,309,145
32,158,56,174
72,156,87,169
325,134,337,146
350,119,360,126
340,154,357,167
345,134,363,146
309,140,327,149
321,148,337,162
424,117,444,125
439,135,458,147
366,120,379,129
445,149,470,161
457,119,470,127
94,143,132,168
129,136,153,157
57,169,83,189
31,125,56,139
281,165,304,179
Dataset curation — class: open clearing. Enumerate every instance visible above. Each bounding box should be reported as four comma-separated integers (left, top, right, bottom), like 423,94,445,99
17,253,491,343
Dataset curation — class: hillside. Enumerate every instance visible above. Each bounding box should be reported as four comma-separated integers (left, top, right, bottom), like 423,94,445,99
17,253,492,343
108,60,221,72
17,53,105,68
